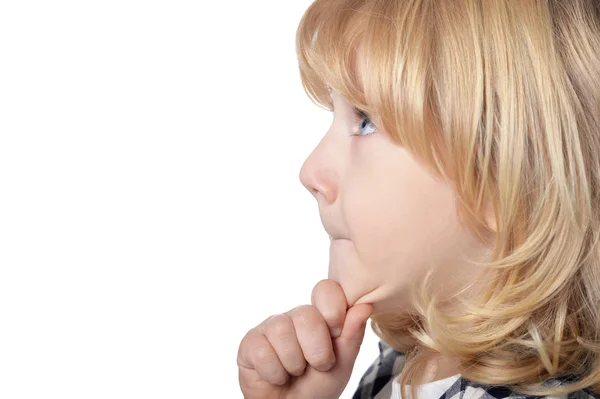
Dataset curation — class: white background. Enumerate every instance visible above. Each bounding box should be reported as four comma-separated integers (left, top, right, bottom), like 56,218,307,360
0,1,380,398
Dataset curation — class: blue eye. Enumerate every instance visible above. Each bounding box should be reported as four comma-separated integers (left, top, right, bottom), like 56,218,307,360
352,107,377,137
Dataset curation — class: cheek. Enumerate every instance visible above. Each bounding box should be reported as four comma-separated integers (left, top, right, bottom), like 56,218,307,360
343,160,459,278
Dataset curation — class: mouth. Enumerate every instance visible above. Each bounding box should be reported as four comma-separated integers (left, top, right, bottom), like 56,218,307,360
329,236,349,241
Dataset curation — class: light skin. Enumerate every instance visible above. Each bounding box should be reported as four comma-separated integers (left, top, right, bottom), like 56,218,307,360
237,89,496,399
298,89,495,383
299,90,492,313
238,279,374,399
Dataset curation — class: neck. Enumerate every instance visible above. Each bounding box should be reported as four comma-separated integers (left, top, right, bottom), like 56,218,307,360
399,350,461,385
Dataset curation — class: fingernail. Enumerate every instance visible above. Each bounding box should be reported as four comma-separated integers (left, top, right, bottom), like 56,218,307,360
330,327,342,338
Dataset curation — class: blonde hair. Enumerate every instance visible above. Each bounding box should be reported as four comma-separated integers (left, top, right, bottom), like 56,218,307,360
295,1,600,398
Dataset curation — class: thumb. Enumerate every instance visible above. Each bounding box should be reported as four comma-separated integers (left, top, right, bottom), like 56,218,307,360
330,303,374,379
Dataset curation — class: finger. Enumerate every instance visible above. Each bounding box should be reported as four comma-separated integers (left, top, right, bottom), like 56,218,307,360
311,279,347,338
328,303,374,378
242,328,290,386
287,305,336,372
339,303,373,343
261,313,307,377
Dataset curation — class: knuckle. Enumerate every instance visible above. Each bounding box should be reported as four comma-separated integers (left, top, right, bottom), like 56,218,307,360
288,361,307,376
271,371,290,386
264,314,293,339
321,309,343,323
238,329,258,361
312,279,330,296
253,345,272,364
291,304,319,325
307,349,335,370
311,279,339,300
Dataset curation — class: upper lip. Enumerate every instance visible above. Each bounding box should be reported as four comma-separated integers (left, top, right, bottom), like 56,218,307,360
322,217,347,240
326,230,347,240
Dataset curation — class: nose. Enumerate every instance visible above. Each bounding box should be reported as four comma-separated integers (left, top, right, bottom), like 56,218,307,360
299,147,338,205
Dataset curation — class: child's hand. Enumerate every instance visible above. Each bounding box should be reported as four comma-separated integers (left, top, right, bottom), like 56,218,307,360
237,279,374,399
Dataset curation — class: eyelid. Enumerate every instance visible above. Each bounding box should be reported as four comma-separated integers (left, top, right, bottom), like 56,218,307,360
352,106,373,122
327,96,373,126
352,106,368,119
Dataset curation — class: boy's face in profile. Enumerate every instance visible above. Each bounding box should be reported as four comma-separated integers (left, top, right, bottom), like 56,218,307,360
299,90,492,315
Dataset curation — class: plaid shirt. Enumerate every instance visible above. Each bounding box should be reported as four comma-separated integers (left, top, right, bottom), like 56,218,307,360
352,340,600,399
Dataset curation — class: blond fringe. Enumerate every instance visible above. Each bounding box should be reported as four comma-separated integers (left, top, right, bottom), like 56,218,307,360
295,1,600,398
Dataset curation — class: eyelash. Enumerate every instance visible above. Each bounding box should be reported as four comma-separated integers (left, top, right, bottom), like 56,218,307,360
352,106,377,137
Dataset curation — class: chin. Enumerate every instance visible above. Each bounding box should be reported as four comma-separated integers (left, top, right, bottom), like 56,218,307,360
335,281,381,309
350,289,378,308
349,286,409,317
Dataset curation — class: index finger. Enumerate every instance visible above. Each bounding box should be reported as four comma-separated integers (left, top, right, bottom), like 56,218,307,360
311,279,348,338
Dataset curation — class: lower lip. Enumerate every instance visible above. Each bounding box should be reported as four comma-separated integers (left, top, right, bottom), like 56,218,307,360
330,238,350,243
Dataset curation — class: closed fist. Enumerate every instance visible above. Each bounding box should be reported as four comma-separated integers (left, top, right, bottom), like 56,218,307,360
237,279,374,399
